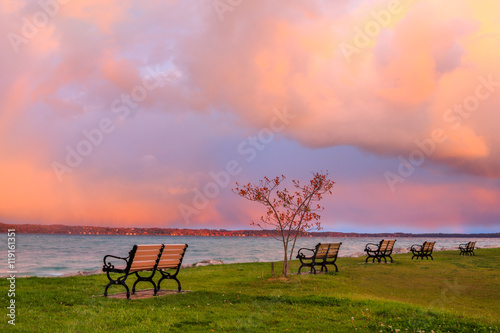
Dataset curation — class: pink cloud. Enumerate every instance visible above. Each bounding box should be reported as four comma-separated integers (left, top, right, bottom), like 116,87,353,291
171,0,500,176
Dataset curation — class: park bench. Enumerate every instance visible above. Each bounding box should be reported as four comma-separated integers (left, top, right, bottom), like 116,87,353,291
410,241,436,260
459,241,476,256
296,242,342,274
102,243,188,299
364,239,396,263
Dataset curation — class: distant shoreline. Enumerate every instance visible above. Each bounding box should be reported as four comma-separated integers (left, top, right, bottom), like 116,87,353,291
1,222,499,238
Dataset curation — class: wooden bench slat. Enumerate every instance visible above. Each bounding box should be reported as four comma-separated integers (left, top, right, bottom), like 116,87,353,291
157,264,180,269
158,259,181,265
136,248,162,253
129,266,155,272
135,248,162,252
157,265,179,269
130,261,158,269
136,249,162,253
163,244,188,249
136,244,163,250
133,254,162,261
130,265,155,272
162,249,186,255
131,259,158,264
160,254,182,260
130,264,157,271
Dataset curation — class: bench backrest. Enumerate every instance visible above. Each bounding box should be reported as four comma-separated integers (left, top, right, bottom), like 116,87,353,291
468,241,476,250
379,239,396,253
315,243,341,259
129,244,164,272
423,241,435,252
157,244,188,270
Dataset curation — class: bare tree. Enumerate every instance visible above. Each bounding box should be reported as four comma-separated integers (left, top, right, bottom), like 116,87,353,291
234,171,335,276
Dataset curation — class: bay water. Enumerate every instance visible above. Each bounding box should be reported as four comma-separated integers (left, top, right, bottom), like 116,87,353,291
1,233,499,277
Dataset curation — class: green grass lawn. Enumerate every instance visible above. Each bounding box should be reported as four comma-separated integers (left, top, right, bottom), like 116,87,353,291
1,249,499,332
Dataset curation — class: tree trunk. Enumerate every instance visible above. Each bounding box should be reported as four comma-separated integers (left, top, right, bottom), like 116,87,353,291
283,243,289,276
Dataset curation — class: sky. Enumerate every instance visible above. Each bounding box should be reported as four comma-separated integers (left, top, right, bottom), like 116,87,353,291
0,0,499,233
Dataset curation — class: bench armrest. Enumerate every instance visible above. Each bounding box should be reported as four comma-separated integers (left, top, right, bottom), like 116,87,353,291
102,254,129,271
364,243,379,251
411,244,422,251
296,248,315,259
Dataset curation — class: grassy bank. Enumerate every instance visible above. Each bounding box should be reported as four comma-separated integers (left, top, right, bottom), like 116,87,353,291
1,249,499,332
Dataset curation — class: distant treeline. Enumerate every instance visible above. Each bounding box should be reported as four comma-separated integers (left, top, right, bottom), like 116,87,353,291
0,222,498,238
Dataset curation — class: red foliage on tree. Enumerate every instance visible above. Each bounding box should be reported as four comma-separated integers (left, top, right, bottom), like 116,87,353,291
234,171,335,276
